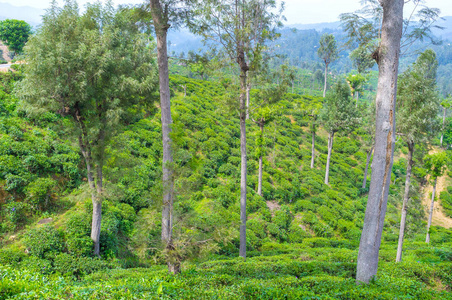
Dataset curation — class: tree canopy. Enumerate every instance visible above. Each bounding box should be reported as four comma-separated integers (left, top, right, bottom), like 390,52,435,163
0,19,32,54
397,49,440,145
17,0,157,256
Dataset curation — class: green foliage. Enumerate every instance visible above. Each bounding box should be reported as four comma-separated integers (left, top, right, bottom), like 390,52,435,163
320,80,360,134
397,49,440,145
2,240,452,299
24,225,64,259
424,151,448,179
65,212,93,257
317,33,339,66
53,253,110,277
0,19,32,54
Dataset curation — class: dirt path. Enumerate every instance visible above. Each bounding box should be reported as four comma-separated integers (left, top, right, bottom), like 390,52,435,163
422,149,452,229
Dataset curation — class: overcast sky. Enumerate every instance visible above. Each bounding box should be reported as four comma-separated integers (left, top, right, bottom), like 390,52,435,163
3,0,452,24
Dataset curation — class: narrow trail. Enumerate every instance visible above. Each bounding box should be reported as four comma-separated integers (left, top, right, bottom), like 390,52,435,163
421,148,452,229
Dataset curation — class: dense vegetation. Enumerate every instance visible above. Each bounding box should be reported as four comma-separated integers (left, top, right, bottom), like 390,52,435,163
0,0,452,298
1,68,451,298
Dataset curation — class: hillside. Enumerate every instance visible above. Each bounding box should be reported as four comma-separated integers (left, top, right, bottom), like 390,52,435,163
1,69,452,298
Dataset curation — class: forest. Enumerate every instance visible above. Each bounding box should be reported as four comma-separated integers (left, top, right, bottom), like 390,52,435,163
1,0,452,299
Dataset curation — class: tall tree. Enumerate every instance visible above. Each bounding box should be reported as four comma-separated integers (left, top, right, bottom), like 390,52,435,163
341,0,442,59
0,19,32,55
356,0,404,284
317,33,339,98
395,49,440,262
424,151,447,243
17,0,155,257
440,98,451,146
194,0,283,259
253,106,276,197
146,0,194,274
320,80,359,185
251,66,292,196
303,97,322,169
346,72,367,107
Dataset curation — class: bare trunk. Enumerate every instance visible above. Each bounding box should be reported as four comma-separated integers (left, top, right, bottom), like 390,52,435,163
258,123,263,196
150,0,177,274
156,30,174,246
325,132,334,185
84,155,100,257
396,142,414,262
441,106,446,146
77,114,102,257
91,163,103,258
311,118,316,169
426,177,437,244
356,0,404,284
239,67,248,259
80,143,101,257
356,91,359,108
362,146,374,189
323,63,328,98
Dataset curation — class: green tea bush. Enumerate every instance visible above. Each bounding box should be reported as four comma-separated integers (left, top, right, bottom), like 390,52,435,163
2,201,30,231
287,223,307,243
0,246,26,265
293,200,316,212
24,225,64,258
53,253,111,277
65,212,93,257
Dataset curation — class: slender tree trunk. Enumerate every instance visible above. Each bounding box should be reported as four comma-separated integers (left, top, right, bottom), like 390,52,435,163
325,131,334,185
356,91,359,108
396,142,414,262
150,0,178,274
311,118,316,169
356,0,404,284
323,63,329,98
157,29,174,248
76,111,102,257
426,177,437,244
239,67,248,259
441,106,446,146
79,141,101,257
362,146,374,189
258,122,263,197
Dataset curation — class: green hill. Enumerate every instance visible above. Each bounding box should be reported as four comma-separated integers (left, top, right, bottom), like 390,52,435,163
0,72,451,299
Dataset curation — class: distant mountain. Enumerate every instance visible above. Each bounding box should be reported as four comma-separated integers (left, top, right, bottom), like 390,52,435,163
0,2,44,27
288,17,452,42
287,21,341,32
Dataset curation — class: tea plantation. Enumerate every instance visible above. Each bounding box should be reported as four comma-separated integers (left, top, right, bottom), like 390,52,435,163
0,72,451,299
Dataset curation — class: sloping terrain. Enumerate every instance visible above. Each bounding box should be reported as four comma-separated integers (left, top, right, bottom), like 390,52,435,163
0,74,451,299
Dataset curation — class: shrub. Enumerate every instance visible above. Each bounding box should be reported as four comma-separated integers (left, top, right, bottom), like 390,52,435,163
0,247,26,265
25,177,56,210
53,253,111,277
24,225,63,258
287,223,307,243
247,218,267,240
293,200,316,212
65,212,93,257
3,201,30,229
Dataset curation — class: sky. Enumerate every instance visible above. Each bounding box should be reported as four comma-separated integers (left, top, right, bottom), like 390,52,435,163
2,0,452,25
